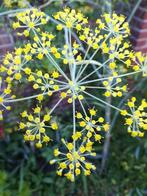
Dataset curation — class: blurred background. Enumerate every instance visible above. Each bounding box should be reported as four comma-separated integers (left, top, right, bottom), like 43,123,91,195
0,0,147,195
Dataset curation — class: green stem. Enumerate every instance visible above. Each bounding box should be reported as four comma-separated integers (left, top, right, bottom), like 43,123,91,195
76,45,91,79
73,98,76,151
127,0,142,23
49,98,63,115
4,87,67,103
78,98,87,117
75,60,102,67
80,70,142,85
4,93,44,103
78,59,110,84
83,91,121,112
0,8,29,17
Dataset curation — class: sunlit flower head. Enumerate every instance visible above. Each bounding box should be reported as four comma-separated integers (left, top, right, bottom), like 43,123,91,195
0,77,15,112
13,8,49,36
3,0,29,8
20,106,58,148
102,78,127,97
0,47,32,82
96,13,130,37
50,138,96,181
77,109,109,142
121,97,147,137
132,52,147,76
54,7,88,30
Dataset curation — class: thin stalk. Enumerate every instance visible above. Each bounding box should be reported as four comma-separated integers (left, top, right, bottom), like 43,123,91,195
84,86,106,89
75,60,102,67
100,96,111,173
78,59,110,84
64,27,72,79
69,28,76,80
4,93,45,103
83,91,121,112
100,0,112,174
127,0,142,23
4,87,67,103
80,70,142,85
73,98,76,151
78,98,87,117
49,98,63,115
0,8,30,17
76,45,91,79
39,0,53,9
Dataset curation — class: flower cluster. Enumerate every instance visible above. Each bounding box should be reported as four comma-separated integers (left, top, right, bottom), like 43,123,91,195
96,13,130,37
0,7,147,181
132,52,147,76
0,77,15,113
77,109,109,142
13,8,49,36
0,47,32,82
102,78,127,97
19,106,58,148
79,27,104,50
31,32,55,59
59,42,83,65
54,7,88,30
29,70,60,94
121,97,147,137
50,138,96,181
3,0,29,8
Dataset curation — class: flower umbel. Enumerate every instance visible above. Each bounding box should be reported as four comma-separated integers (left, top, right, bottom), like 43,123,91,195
77,109,109,142
121,97,147,137
13,8,49,36
54,7,88,29
0,77,15,112
0,7,147,181
50,138,96,181
3,0,29,8
20,106,58,148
